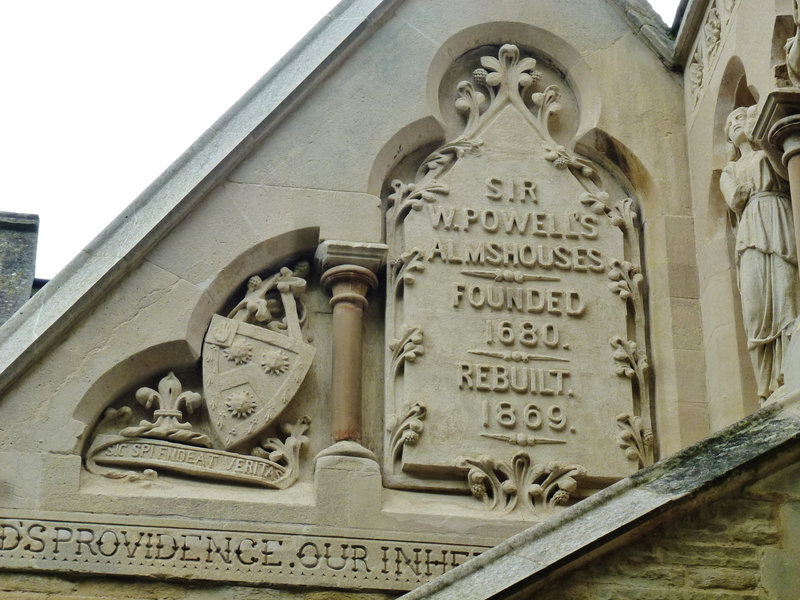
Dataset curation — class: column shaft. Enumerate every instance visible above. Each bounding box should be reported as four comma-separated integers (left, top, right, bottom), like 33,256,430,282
787,154,800,267
321,265,378,444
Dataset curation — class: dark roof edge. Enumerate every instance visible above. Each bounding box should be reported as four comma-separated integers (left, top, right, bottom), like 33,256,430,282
400,392,800,600
609,0,679,69
673,0,711,65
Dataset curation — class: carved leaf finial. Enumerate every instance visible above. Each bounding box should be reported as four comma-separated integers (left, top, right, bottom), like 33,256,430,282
616,413,655,467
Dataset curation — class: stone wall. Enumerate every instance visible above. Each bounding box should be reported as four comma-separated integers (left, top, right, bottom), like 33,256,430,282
532,461,800,600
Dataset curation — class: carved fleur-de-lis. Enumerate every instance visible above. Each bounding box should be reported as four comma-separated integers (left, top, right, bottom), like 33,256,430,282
121,372,211,447
135,372,201,419
480,44,541,96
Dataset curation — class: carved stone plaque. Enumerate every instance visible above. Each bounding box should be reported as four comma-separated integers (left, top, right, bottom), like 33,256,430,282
385,45,652,500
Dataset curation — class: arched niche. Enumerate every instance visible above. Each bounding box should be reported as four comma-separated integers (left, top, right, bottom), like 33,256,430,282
424,22,601,142
73,227,324,484
705,56,760,422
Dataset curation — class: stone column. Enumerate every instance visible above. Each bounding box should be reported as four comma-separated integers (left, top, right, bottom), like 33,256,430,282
315,240,387,460
770,116,800,267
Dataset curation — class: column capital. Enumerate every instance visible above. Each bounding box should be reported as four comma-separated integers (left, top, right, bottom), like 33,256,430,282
314,240,388,274
769,115,800,166
753,91,800,168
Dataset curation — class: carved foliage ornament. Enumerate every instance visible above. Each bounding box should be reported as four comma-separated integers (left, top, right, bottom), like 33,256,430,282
458,453,585,516
688,0,738,108
85,260,314,489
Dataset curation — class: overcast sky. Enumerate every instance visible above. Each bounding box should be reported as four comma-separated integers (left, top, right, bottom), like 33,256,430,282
0,0,680,280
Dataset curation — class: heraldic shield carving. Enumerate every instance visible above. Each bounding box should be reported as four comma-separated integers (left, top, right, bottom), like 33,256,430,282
84,260,315,489
204,263,316,450
203,274,315,449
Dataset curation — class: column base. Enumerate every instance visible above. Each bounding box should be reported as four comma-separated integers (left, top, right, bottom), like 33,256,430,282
314,440,378,463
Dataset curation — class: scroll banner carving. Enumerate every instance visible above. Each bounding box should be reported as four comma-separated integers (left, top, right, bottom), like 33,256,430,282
384,44,651,500
90,432,301,488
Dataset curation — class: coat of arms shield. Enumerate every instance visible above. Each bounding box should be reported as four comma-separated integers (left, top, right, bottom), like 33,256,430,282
202,264,315,450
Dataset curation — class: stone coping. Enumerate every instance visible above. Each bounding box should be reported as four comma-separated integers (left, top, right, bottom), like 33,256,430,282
400,393,800,600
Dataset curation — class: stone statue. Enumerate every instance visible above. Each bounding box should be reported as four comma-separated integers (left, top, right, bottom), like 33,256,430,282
720,106,800,401
786,0,800,86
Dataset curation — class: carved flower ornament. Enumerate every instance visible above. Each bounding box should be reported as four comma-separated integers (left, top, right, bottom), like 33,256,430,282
261,349,290,375
225,390,257,418
223,339,253,365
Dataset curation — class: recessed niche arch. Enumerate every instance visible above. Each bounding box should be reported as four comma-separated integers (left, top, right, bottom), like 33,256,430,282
74,227,323,457
707,56,761,418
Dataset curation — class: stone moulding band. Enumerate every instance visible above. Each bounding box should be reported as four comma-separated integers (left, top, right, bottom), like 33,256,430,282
0,512,491,592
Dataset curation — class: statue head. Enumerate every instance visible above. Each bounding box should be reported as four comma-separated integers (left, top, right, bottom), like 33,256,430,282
247,275,263,290
725,106,758,160
725,107,748,144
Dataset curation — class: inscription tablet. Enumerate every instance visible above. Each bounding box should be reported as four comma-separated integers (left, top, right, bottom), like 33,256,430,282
384,45,652,510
